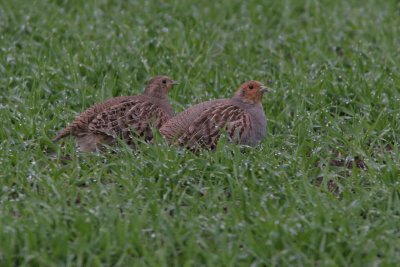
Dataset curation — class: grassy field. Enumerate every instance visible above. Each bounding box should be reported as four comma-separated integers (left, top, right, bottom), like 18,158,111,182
1,0,399,266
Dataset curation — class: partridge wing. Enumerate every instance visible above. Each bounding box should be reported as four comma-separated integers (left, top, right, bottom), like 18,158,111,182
88,99,168,142
177,103,252,150
53,96,134,141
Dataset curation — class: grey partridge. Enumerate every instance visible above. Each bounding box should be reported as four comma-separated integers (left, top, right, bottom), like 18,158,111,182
53,75,178,152
160,80,269,150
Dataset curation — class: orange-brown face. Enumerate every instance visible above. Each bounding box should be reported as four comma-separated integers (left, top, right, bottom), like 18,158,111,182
145,75,179,97
235,80,269,104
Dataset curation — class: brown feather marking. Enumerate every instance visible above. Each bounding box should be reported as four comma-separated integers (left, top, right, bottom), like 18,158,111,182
177,103,252,150
52,96,136,141
87,98,171,145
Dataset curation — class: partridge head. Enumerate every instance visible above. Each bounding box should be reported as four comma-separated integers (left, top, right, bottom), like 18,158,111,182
233,80,270,104
144,75,179,98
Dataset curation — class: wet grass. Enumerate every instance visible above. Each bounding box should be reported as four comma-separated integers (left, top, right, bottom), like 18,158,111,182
1,0,400,266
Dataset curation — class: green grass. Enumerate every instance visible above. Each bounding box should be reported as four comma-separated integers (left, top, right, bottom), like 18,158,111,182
1,0,400,266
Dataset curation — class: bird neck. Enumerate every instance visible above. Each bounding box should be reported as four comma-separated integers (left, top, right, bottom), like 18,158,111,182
144,86,168,99
231,94,261,107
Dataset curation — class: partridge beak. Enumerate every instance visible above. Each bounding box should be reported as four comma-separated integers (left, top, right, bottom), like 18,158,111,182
172,80,179,85
260,85,271,93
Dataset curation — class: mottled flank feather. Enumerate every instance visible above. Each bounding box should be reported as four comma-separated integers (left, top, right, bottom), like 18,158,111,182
177,103,252,150
160,80,269,150
53,75,178,152
88,96,171,144
52,96,134,142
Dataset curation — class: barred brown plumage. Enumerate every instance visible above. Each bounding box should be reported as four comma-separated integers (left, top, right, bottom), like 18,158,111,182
88,97,171,143
160,81,270,151
53,75,178,152
52,96,135,142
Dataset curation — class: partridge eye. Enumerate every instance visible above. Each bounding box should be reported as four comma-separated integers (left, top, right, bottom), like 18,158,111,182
162,79,167,84
249,85,254,90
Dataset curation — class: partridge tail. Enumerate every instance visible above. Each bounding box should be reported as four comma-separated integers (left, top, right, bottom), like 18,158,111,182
52,127,73,142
